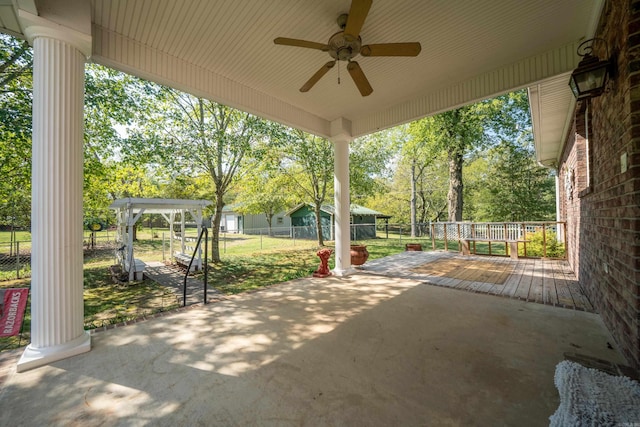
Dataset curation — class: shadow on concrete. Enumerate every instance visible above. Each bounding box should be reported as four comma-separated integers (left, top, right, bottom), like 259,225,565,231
0,273,624,426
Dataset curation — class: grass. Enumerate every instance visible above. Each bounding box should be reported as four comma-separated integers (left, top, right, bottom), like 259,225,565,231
0,230,32,244
83,278,179,329
203,236,420,294
219,233,318,255
204,249,321,294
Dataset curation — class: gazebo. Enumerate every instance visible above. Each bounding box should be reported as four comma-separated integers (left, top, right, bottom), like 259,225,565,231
109,198,212,282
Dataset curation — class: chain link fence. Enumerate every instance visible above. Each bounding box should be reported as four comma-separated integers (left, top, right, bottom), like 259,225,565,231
1,221,567,283
0,233,121,282
0,241,31,281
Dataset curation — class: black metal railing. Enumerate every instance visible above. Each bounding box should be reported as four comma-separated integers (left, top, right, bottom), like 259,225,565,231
183,227,209,307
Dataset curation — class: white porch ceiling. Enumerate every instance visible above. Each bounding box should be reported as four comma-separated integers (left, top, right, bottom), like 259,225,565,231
2,0,604,165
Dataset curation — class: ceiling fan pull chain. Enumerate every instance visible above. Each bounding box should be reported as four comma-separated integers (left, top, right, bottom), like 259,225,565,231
338,61,341,85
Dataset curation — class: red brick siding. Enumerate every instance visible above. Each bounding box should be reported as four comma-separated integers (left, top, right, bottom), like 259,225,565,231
559,128,587,277
558,0,640,369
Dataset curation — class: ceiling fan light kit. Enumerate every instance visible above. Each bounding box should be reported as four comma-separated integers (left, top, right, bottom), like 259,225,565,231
274,0,421,96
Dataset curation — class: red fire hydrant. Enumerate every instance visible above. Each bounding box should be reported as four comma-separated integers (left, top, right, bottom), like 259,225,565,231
313,248,333,278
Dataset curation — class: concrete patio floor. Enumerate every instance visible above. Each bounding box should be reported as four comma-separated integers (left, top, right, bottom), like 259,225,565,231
0,267,625,426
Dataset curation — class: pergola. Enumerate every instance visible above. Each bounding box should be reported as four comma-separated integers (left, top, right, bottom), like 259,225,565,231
109,198,212,282
0,0,604,371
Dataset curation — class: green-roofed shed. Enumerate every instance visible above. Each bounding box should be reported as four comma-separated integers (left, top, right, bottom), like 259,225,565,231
286,203,390,240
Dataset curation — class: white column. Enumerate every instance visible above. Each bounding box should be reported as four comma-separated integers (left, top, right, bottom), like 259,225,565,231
169,212,175,257
127,206,135,282
181,211,186,254
555,173,563,242
332,136,354,276
18,22,91,372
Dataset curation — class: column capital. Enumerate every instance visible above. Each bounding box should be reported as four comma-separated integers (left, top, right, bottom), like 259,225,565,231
19,10,91,58
329,117,353,143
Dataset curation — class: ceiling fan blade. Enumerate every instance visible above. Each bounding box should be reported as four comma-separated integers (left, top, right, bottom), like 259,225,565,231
347,61,373,96
360,42,422,57
300,61,336,92
344,0,372,40
274,37,329,51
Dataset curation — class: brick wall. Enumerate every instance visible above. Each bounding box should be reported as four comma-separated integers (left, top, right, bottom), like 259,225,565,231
558,0,640,369
558,126,587,277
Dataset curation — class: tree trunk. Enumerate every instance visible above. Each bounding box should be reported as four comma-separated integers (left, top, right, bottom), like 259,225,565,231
211,196,224,262
447,151,464,222
265,213,273,237
314,204,325,246
410,160,417,238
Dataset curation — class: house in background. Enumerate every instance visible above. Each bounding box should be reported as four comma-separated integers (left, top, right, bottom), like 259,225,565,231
220,204,291,235
287,203,390,240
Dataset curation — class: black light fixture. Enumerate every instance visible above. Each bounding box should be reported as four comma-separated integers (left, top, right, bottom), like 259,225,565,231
569,38,612,100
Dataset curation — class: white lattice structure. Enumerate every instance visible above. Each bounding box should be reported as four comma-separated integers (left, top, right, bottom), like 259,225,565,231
109,198,212,281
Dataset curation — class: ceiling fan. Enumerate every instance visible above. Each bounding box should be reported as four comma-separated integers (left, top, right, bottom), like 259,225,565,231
274,0,421,96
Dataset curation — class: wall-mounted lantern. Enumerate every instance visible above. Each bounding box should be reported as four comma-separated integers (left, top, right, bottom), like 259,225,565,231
569,38,613,100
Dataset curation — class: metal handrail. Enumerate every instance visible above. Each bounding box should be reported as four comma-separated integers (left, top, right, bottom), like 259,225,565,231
183,227,209,307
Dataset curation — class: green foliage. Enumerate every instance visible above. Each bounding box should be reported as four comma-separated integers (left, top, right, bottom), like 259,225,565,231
206,251,319,294
386,89,555,223
123,88,281,261
519,230,565,258
279,129,334,245
0,34,32,229
350,132,394,203
473,140,555,221
233,147,296,231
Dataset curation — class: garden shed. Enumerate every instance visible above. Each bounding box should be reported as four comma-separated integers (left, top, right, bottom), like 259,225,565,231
109,198,212,281
287,203,389,240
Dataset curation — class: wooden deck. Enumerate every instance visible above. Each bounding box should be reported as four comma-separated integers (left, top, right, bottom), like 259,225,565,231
360,252,595,312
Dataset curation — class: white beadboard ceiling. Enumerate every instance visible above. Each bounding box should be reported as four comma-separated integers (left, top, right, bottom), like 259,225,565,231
2,0,604,165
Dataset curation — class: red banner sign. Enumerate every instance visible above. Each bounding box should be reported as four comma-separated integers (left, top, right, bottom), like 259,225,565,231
0,288,29,337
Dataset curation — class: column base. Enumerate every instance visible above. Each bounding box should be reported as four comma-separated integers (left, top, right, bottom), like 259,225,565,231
332,267,357,277
17,331,91,373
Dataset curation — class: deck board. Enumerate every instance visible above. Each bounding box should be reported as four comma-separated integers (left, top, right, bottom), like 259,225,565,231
501,257,526,297
512,258,534,300
528,259,545,303
554,263,575,307
564,268,594,311
542,262,559,306
363,252,593,312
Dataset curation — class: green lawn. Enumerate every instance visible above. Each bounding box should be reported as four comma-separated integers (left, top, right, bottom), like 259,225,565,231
200,236,412,294
0,230,31,243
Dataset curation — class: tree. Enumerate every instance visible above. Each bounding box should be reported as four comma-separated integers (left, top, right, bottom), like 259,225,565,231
0,34,33,236
142,90,275,262
234,157,294,235
434,107,487,221
349,131,393,204
371,147,448,227
399,121,446,234
236,174,292,235
477,138,555,221
0,34,31,89
413,90,532,221
280,130,334,246
83,64,161,223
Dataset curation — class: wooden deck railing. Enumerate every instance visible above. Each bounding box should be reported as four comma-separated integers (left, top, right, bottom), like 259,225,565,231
430,221,568,259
